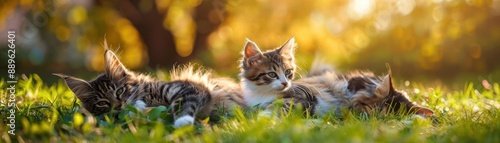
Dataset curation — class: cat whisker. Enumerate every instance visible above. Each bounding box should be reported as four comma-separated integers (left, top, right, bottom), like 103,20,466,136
126,90,139,105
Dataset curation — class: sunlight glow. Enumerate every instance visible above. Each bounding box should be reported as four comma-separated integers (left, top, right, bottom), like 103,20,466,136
432,6,444,21
374,12,391,31
349,0,373,20
396,0,415,16
327,18,343,35
349,28,370,50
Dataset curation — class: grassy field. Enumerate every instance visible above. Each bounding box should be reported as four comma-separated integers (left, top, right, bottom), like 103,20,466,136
1,74,500,143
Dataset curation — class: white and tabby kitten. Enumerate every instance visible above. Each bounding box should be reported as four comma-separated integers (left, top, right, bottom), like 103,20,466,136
240,38,433,117
55,42,244,128
240,38,296,108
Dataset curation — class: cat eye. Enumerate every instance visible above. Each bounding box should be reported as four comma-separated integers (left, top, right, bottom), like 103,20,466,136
267,72,277,78
96,101,109,107
285,69,292,75
116,87,125,96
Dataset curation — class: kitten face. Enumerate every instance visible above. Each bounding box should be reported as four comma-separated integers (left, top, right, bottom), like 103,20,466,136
348,74,434,116
240,38,297,92
54,50,137,115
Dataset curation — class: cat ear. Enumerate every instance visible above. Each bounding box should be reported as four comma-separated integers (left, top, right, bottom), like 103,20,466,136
243,39,263,68
414,106,434,116
375,74,395,96
278,37,297,56
385,64,395,93
53,73,95,102
104,50,129,80
243,39,262,59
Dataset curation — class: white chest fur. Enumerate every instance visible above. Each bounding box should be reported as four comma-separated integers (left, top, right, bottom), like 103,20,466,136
244,91,277,107
241,79,278,108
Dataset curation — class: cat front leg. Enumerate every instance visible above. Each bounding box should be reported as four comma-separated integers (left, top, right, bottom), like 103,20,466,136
171,98,198,128
171,93,210,128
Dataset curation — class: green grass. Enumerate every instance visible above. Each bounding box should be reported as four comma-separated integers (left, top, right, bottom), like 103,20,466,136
1,74,500,143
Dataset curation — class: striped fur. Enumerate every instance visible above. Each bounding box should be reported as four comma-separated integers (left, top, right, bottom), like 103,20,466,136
306,59,434,116
55,42,245,128
53,73,130,116
240,38,433,117
169,64,247,116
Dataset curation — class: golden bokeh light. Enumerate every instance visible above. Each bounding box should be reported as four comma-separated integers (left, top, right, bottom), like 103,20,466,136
349,0,373,20
7,0,500,82
396,0,415,16
123,45,144,69
68,6,87,25
89,47,105,72
56,26,70,41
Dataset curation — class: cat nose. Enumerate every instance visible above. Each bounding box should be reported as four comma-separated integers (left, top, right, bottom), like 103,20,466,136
281,82,288,87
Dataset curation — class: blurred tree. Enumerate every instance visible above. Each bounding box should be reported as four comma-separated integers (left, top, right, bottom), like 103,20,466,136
111,0,179,68
1,0,500,83
205,0,500,81
108,0,223,68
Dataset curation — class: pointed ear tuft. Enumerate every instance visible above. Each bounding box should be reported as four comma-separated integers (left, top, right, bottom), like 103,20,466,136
415,106,434,116
53,73,95,102
384,64,396,93
387,74,395,93
279,37,297,56
243,39,262,59
102,38,109,50
386,63,392,75
375,75,393,96
104,50,129,80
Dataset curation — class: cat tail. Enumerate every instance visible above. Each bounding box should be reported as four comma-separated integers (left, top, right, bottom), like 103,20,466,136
170,63,216,90
308,56,337,77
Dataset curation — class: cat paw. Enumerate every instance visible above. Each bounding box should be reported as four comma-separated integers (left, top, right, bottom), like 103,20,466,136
128,100,147,117
134,100,147,111
174,115,195,128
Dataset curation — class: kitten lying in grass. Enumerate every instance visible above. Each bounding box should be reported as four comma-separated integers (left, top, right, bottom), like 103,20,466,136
55,41,245,128
239,37,433,117
306,65,434,116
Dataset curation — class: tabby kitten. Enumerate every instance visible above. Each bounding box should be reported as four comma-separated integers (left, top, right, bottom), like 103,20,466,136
240,38,297,108
240,38,344,116
306,59,433,116
302,68,434,116
55,43,244,128
240,38,433,117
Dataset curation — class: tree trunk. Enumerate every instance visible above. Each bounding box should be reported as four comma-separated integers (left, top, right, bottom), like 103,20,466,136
109,0,224,68
112,0,180,68
190,0,224,65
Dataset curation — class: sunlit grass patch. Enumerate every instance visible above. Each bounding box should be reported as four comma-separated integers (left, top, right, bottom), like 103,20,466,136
0,74,499,142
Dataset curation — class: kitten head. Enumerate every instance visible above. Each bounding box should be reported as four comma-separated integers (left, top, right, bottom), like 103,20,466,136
349,74,434,116
54,49,137,115
240,37,297,92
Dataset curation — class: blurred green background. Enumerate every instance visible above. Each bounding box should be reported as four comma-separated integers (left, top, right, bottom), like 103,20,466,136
1,0,499,88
